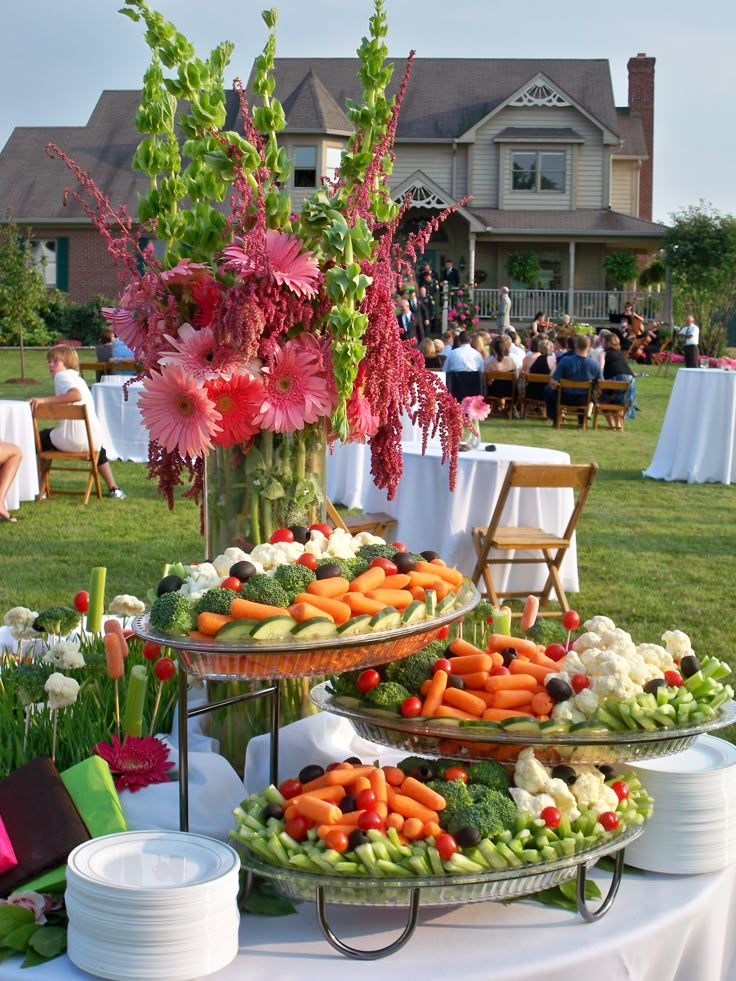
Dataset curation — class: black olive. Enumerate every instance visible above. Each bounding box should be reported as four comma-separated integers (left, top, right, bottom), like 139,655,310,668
343,756,362,765
501,647,518,668
156,574,184,596
680,654,701,679
597,764,616,780
289,525,310,545
551,764,577,786
392,551,417,574
229,560,257,582
545,677,573,703
410,764,436,783
443,644,455,658
454,826,482,848
316,562,342,580
347,829,370,850
262,802,284,821
447,674,465,690
643,678,667,695
420,550,440,562
339,794,357,813
298,763,325,784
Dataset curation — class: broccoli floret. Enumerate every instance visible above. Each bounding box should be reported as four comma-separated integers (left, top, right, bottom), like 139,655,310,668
364,682,411,710
463,599,495,625
149,591,194,636
385,640,447,692
525,617,567,646
466,760,510,792
427,778,473,829
328,667,371,697
193,587,240,617
356,543,399,563
240,574,290,609
397,756,439,778
337,556,370,581
447,789,518,840
32,606,81,635
273,563,316,601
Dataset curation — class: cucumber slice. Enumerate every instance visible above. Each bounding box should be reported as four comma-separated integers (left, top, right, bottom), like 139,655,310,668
249,615,297,640
290,617,337,639
401,600,427,624
435,593,457,614
214,618,258,642
569,720,613,734
455,581,474,605
539,719,570,735
501,717,541,734
424,589,437,617
369,607,402,631
336,614,372,636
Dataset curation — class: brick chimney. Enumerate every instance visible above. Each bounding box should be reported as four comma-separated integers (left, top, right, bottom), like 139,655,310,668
627,53,655,221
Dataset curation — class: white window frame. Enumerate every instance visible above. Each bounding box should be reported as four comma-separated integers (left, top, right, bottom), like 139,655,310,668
511,150,566,193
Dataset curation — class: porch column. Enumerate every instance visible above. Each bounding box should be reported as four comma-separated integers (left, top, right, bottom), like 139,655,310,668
468,233,476,294
567,241,576,317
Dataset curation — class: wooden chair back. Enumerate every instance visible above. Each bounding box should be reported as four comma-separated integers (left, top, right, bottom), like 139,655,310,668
484,371,517,419
32,403,102,505
470,462,598,616
593,380,630,431
555,379,593,429
520,372,550,418
79,360,142,381
326,498,397,539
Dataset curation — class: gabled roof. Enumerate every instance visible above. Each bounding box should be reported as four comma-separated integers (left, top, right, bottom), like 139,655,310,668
280,69,352,134
613,109,648,158
467,208,666,239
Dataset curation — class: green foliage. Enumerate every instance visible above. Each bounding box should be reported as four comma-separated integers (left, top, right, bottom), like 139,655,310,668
665,203,736,357
507,251,542,287
639,257,666,290
604,251,639,288
40,293,110,346
0,218,51,347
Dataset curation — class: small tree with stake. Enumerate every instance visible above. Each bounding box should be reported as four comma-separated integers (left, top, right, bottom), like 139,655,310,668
0,215,51,381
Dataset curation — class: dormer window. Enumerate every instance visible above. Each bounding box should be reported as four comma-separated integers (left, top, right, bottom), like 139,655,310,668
512,151,566,192
293,146,317,188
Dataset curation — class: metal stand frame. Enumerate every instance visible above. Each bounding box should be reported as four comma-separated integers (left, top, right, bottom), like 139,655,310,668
575,847,626,922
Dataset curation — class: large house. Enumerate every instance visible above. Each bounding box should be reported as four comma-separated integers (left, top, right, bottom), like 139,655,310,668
0,52,666,322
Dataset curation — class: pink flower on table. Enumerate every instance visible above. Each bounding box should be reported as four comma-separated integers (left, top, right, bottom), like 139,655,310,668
253,342,329,432
205,374,263,447
222,230,320,298
461,395,491,423
93,735,175,793
0,891,48,924
139,366,222,458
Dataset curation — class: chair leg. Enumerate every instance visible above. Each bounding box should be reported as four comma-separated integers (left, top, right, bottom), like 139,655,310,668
538,548,569,612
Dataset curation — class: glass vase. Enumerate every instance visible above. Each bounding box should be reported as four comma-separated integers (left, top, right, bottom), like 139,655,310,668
203,423,327,776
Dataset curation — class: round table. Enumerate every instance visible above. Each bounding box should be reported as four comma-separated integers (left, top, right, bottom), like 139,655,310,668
91,382,148,463
0,400,40,510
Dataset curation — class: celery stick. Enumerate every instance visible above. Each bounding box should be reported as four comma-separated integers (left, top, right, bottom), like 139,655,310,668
122,664,148,737
87,566,107,634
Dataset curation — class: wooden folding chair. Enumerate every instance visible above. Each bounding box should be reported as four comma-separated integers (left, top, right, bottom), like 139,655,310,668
484,371,517,419
593,380,629,431
32,404,103,505
326,498,397,539
470,462,598,617
555,379,593,429
520,373,550,419
652,337,672,374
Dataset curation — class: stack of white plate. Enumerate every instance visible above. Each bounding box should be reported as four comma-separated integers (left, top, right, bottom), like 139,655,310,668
625,735,736,874
65,831,240,980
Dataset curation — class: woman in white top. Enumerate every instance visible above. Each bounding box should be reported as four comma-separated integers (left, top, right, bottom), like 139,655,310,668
28,345,126,498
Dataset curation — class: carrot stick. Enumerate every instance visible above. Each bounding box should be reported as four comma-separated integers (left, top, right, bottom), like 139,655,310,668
457,670,490,690
416,560,463,586
485,672,539,692
442,687,487,716
485,634,540,658
482,706,537,722
447,652,492,674
508,659,555,684
349,566,386,593
493,689,534,709
529,649,564,672
307,577,350,599
435,704,479,720
288,601,335,624
293,593,351,625
381,574,411,590
197,611,234,636
449,638,488,659
325,765,377,785
531,690,556,716
294,796,343,825
388,794,439,824
365,588,414,610
407,570,445,589
521,595,540,632
382,766,406,787
409,586,426,601
399,776,447,811
231,597,291,621
421,669,448,716
341,592,386,615
369,767,388,805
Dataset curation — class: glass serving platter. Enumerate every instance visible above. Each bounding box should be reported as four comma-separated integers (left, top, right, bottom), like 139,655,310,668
132,584,479,681
311,683,736,765
237,824,643,908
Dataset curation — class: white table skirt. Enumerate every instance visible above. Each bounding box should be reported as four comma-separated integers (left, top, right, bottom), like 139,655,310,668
643,369,736,484
358,441,579,589
91,382,149,463
0,400,40,510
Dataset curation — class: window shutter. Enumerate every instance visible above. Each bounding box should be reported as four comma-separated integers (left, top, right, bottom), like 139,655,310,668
56,237,69,291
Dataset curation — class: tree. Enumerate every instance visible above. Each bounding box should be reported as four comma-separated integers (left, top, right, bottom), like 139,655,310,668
506,251,541,287
603,251,638,288
665,203,736,357
0,216,52,378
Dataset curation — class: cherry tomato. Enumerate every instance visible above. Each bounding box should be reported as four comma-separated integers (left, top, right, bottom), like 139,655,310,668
270,527,294,544
278,778,303,800
490,665,511,677
324,829,349,853
391,542,408,552
357,810,383,831
153,657,176,682
562,610,581,631
599,811,620,831
541,806,561,829
296,553,318,571
400,696,423,717
309,523,333,538
142,641,161,661
611,781,630,802
436,624,451,640
284,815,310,841
570,674,590,693
73,590,90,613
664,670,684,687
356,669,381,694
355,788,377,811
444,766,468,783
369,557,399,575
220,575,243,593
433,658,453,675
435,833,459,861
545,643,567,662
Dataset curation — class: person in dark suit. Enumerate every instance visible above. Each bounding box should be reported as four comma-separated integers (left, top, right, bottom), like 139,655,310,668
418,285,436,335
442,259,460,288
407,288,426,337
397,298,421,342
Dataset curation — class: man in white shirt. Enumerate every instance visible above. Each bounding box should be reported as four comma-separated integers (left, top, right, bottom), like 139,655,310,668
505,328,525,370
678,316,700,368
443,331,484,372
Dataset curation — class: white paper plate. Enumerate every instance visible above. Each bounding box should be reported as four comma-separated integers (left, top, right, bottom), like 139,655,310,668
632,735,736,776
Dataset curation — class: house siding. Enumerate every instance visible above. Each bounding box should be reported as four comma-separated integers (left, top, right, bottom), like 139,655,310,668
24,226,121,304
611,160,640,216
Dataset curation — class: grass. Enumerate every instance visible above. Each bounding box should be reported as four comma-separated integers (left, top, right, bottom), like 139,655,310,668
2,347,735,680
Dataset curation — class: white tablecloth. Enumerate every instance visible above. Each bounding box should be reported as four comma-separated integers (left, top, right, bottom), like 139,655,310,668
0,400,39,510
643,369,736,484
358,441,578,589
91,382,149,463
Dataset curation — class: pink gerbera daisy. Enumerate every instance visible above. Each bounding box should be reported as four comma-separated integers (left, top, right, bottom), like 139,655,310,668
93,735,175,793
205,374,263,447
222,230,320,298
253,343,328,432
139,366,222,458
157,324,241,382
159,258,212,285
345,362,380,442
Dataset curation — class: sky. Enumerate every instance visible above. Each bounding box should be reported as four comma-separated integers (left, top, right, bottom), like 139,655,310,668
2,0,735,224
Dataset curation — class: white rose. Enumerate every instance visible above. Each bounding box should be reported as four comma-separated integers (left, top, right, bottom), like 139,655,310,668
44,673,80,709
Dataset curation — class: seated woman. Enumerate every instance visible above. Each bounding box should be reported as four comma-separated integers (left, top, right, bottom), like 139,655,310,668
523,339,555,403
521,335,542,373
419,336,443,370
529,310,554,336
483,334,518,408
601,333,636,430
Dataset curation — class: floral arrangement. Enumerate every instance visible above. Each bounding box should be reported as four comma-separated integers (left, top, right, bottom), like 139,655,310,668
49,0,463,514
0,891,67,967
447,285,480,331
461,394,491,437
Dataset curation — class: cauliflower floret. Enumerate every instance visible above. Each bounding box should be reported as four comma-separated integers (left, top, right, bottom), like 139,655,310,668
509,788,557,820
558,650,587,677
546,778,581,820
596,627,636,657
662,630,694,662
325,529,362,559
573,631,602,654
569,771,606,809
180,563,224,601
303,530,329,557
248,543,282,571
573,687,599,717
512,748,550,794
212,547,252,577
551,700,587,724
583,615,616,635
271,541,305,566
637,643,677,674
352,532,386,546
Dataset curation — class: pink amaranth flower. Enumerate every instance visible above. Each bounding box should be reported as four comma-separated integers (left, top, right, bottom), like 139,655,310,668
253,342,330,432
139,366,222,458
205,374,263,447
222,230,320,298
93,735,175,793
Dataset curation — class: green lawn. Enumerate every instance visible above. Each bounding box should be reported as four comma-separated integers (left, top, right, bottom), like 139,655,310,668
2,347,734,678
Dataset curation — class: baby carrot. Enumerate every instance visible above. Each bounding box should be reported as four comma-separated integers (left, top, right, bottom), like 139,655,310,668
288,785,345,807
294,796,343,825
300,773,336,793
520,595,540,632
461,688,498,707
104,618,129,658
292,592,351,625
446,653,492,674
493,689,534,710
416,560,463,586
365,588,414,610
485,672,539,692
341,592,386,615
307,577,350,599
400,776,447,811
231,597,291,621
351,776,372,794
369,766,388,805
442,687,487,716
449,638,488,659
508,659,555,684
485,634,539,658
402,817,426,840
482,706,536,722
457,670,490,690
409,586,426,601
385,812,404,831
288,601,335,623
388,794,439,824
421,669,448,716
316,823,363,839
349,566,386,593
435,704,479,721
104,631,124,679
529,649,564,672
420,678,433,697
430,579,454,601
325,764,376,786
407,570,444,589
381,574,411,590
531,690,556,716
197,611,233,636
382,766,406,787
423,820,442,839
